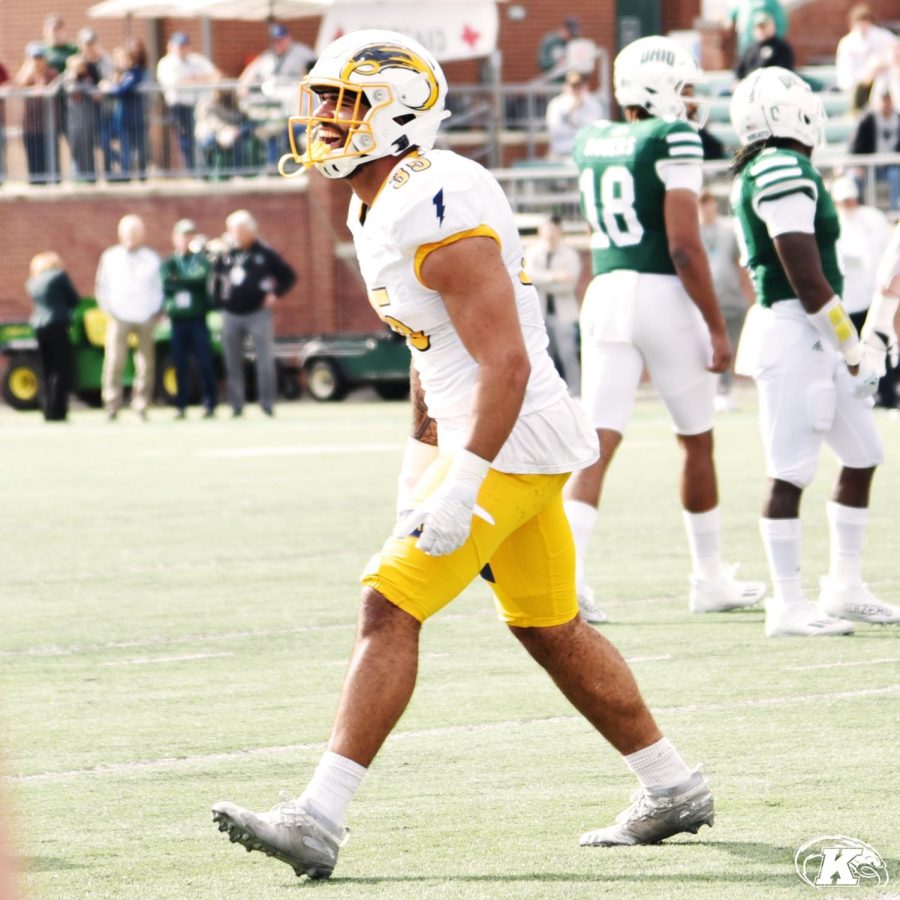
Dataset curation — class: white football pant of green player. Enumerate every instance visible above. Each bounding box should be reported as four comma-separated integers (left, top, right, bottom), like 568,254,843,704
729,66,900,636
564,35,767,623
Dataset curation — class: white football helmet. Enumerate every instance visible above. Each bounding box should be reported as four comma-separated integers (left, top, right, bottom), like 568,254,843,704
614,35,706,123
287,29,450,179
730,67,825,148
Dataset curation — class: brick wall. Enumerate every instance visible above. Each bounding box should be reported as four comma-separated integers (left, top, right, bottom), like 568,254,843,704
788,0,899,66
5,0,892,337
0,178,373,336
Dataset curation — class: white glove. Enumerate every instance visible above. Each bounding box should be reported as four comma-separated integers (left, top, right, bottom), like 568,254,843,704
396,438,439,519
849,341,884,399
393,449,490,556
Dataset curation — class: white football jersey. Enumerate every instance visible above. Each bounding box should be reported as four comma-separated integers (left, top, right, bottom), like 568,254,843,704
347,148,597,474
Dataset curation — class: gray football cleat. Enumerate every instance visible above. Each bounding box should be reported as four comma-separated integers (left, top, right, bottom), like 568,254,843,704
580,768,714,847
212,795,348,879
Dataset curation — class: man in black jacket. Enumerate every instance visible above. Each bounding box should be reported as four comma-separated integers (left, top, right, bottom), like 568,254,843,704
849,86,900,212
212,209,296,416
735,12,795,80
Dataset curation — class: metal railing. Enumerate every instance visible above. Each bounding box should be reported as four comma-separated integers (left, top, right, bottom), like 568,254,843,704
0,55,614,185
0,79,297,185
495,152,900,230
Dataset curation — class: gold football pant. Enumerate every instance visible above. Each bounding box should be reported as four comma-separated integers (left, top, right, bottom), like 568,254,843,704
361,458,578,628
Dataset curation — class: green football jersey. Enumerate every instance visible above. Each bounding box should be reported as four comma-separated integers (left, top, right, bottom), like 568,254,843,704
573,117,704,276
730,147,843,307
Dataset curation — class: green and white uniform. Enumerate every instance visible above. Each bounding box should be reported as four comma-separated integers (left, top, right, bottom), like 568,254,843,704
731,147,842,307
574,116,716,435
731,147,883,488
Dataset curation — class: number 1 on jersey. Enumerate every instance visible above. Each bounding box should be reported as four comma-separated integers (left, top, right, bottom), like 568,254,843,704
579,165,645,250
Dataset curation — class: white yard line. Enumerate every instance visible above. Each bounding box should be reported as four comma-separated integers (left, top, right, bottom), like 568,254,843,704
0,623,353,658
787,657,900,672
0,612,493,659
7,684,897,785
103,652,234,667
197,442,402,459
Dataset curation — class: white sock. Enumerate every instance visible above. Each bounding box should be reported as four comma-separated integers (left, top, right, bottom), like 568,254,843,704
759,518,803,608
564,500,597,593
682,508,725,581
623,738,694,792
298,751,366,832
826,501,868,586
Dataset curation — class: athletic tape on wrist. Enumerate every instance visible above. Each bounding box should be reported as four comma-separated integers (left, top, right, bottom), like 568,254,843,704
809,296,862,366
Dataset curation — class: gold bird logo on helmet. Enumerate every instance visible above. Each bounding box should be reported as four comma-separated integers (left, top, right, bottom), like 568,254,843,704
340,44,440,111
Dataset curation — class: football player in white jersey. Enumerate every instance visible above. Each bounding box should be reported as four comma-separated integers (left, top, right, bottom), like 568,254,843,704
563,36,766,621
212,30,714,879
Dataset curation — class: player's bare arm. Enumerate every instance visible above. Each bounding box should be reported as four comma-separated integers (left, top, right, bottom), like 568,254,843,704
664,189,732,373
409,365,436,446
771,232,835,314
419,235,531,462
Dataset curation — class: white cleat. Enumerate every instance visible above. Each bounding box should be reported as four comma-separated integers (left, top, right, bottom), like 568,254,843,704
714,394,739,413
765,598,854,638
818,577,900,624
689,563,767,613
580,768,714,847
212,795,348,879
578,585,608,624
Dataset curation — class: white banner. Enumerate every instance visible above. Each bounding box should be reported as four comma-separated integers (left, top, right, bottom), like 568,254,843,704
316,2,499,61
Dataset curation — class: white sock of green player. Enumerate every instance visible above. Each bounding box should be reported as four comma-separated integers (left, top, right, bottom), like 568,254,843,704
759,518,803,608
623,737,695,792
564,499,597,593
682,508,725,581
826,501,868,586
298,751,366,833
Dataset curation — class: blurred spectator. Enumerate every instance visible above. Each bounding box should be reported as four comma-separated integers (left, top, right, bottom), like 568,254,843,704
848,85,900,212
101,46,148,181
545,71,602,161
876,43,900,113
156,32,219,173
729,0,788,57
684,86,726,161
870,221,900,409
62,54,98,182
0,60,9,184
15,42,61,185
832,176,893,331
126,36,149,71
161,219,218,418
78,28,114,81
537,16,581,80
698,126,725,161
698,190,751,412
735,11,795,79
835,4,898,112
95,214,163,421
43,14,78,160
239,24,314,170
195,88,251,173
524,215,582,395
26,251,79,422
211,209,296,417
76,28,114,178
42,15,77,74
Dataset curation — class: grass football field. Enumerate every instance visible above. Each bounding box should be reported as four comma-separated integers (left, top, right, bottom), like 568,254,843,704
2,390,898,899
